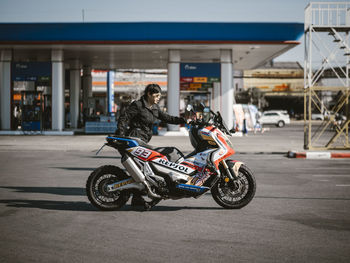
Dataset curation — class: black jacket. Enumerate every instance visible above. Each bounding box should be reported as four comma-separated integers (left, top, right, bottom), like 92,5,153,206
116,96,185,142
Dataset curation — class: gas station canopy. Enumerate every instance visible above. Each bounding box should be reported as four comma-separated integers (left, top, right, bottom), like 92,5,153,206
0,22,304,69
0,21,304,133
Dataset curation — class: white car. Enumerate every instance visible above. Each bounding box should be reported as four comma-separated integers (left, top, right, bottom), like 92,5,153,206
311,113,324,121
258,110,290,127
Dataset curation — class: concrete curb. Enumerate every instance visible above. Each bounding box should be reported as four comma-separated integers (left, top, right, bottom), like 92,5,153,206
288,151,350,159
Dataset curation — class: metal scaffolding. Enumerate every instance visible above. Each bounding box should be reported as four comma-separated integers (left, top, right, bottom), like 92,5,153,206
304,2,350,150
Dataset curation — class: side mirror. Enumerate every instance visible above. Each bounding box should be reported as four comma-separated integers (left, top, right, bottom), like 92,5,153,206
186,104,193,112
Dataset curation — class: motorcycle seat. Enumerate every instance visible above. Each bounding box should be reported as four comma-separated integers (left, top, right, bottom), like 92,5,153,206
107,135,155,149
107,136,184,163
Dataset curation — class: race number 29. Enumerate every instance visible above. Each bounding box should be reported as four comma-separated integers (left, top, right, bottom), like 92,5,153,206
134,147,152,159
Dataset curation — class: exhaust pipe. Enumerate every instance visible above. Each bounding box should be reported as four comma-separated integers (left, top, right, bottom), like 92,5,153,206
122,155,161,199
122,155,146,183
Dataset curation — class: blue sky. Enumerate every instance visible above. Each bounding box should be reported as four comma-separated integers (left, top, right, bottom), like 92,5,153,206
0,0,339,64
0,0,311,23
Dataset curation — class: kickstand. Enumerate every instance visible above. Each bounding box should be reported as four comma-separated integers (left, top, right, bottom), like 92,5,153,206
144,198,161,211
96,143,107,155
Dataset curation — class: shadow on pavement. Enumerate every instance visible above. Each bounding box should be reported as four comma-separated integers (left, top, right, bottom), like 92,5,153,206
1,186,86,196
0,199,96,212
0,186,228,212
0,199,222,212
122,205,223,212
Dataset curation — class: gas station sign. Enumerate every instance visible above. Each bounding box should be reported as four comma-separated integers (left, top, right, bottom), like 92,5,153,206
180,63,220,91
11,62,51,82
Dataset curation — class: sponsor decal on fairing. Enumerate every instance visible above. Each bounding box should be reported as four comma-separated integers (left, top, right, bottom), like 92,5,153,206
152,158,195,174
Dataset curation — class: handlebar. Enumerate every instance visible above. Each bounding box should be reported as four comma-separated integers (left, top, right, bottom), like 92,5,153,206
187,110,233,135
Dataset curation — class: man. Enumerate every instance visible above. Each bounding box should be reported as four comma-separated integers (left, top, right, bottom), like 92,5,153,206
115,83,186,206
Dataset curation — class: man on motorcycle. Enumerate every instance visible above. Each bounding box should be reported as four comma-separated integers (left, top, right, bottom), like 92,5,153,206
115,83,186,206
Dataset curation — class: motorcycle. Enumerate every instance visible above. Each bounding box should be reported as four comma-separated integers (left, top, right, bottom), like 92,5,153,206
86,105,256,210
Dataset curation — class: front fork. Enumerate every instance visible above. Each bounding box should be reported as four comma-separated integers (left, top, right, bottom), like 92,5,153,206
221,160,243,181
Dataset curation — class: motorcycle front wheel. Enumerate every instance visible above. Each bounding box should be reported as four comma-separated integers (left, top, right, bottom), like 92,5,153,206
211,163,256,209
86,165,130,211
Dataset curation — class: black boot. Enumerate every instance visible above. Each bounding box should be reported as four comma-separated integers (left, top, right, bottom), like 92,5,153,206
131,193,145,207
143,198,161,211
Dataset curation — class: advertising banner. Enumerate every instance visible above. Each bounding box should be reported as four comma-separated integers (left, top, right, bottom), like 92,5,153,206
107,71,115,114
233,104,259,131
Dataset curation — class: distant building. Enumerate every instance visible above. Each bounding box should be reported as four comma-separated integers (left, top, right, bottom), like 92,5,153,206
236,61,304,115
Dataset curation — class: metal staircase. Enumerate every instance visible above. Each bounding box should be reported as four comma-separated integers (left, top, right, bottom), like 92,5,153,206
304,2,350,150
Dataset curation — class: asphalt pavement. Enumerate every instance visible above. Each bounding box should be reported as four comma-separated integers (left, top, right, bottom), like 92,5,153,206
0,122,350,263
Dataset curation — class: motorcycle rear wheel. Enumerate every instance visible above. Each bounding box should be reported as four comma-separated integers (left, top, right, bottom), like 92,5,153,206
211,163,256,209
86,165,131,211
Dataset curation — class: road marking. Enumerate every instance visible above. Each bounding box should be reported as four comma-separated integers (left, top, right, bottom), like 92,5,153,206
336,184,350,187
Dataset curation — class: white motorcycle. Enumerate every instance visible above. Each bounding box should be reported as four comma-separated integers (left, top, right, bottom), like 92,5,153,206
86,105,256,210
